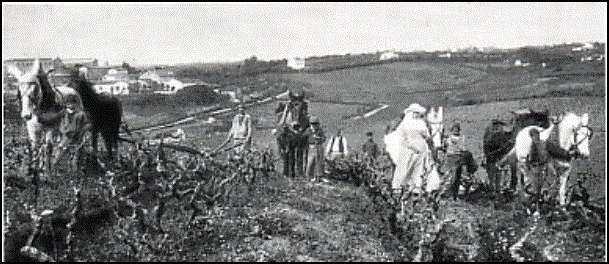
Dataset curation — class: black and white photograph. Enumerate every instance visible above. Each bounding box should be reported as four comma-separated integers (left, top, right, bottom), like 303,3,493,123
2,2,606,262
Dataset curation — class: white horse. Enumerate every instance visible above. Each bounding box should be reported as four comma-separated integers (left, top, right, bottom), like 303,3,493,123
427,106,444,151
8,59,85,170
500,112,592,205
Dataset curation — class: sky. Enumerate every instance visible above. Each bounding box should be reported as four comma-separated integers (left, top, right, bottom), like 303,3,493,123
2,2,607,66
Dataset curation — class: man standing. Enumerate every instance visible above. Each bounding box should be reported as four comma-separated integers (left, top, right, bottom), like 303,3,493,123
526,128,550,203
54,96,90,169
215,104,252,154
362,131,379,160
326,129,349,161
305,116,326,182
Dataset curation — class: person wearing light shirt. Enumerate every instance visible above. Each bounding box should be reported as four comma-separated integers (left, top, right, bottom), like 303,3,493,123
443,123,478,200
326,129,349,160
215,104,252,154
305,116,326,182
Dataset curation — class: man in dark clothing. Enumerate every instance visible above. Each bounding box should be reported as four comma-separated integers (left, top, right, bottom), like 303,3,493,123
362,131,380,160
526,128,575,202
527,129,549,199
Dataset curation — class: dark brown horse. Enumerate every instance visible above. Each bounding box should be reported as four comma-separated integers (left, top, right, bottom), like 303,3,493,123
69,72,123,160
482,109,550,198
274,94,310,178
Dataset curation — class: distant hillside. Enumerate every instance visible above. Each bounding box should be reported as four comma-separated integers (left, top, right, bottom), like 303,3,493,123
272,58,605,108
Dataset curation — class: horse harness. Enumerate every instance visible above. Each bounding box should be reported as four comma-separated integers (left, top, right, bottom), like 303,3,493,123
569,124,593,153
427,120,444,139
19,75,69,120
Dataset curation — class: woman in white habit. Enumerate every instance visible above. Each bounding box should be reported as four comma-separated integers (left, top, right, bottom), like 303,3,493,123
384,103,441,195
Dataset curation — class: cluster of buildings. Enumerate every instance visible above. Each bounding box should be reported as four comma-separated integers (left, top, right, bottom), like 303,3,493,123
286,50,399,71
3,57,214,96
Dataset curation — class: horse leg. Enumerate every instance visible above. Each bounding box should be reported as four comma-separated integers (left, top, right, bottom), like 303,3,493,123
291,145,299,178
509,157,518,192
282,147,289,178
286,144,294,178
112,126,120,160
42,131,55,180
100,129,116,161
26,125,41,171
104,135,113,161
555,161,572,206
516,160,530,206
485,162,499,199
91,129,99,157
296,146,305,177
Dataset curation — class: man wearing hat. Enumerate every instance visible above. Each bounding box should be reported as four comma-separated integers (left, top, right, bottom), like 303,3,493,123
362,131,380,160
216,104,252,154
304,116,326,182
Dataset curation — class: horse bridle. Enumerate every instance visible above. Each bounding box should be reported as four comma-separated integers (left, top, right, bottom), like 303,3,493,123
570,124,593,152
427,121,443,138
17,75,65,119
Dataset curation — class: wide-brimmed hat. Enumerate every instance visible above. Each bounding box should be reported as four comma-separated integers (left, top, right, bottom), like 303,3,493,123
404,103,426,114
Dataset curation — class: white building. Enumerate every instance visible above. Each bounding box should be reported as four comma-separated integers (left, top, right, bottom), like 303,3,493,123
438,53,452,59
514,59,530,67
287,57,305,70
572,42,595,52
218,90,240,103
4,58,55,74
94,81,129,95
514,59,523,67
161,78,185,93
139,69,175,84
379,51,398,61
102,69,129,82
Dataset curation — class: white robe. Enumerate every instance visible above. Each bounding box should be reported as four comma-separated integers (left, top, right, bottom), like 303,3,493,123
385,114,441,193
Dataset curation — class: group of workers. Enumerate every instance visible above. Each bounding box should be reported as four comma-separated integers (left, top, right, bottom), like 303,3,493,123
217,100,479,194
217,102,363,182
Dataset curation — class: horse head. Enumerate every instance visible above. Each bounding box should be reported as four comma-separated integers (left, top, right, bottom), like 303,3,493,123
8,59,52,121
426,106,444,149
558,112,592,159
276,99,308,133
